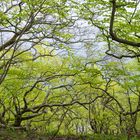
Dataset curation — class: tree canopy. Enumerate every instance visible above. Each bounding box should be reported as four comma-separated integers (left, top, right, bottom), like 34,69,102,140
0,0,140,139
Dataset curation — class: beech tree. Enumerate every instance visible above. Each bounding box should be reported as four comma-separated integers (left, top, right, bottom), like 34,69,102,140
0,0,78,85
0,0,140,139
80,0,140,59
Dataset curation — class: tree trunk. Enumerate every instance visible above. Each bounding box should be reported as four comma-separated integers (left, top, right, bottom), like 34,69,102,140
13,116,22,127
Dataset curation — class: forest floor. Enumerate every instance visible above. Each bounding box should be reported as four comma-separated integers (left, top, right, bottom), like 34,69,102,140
0,129,140,140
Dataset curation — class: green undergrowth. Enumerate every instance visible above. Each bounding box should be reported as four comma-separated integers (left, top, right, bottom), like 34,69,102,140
0,129,140,140
0,129,26,140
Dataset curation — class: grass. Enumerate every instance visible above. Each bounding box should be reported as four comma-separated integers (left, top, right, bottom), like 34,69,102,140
0,128,26,140
0,129,140,140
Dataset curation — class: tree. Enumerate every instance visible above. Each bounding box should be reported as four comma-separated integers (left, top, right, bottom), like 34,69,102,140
0,0,140,139
0,0,77,85
80,0,140,59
